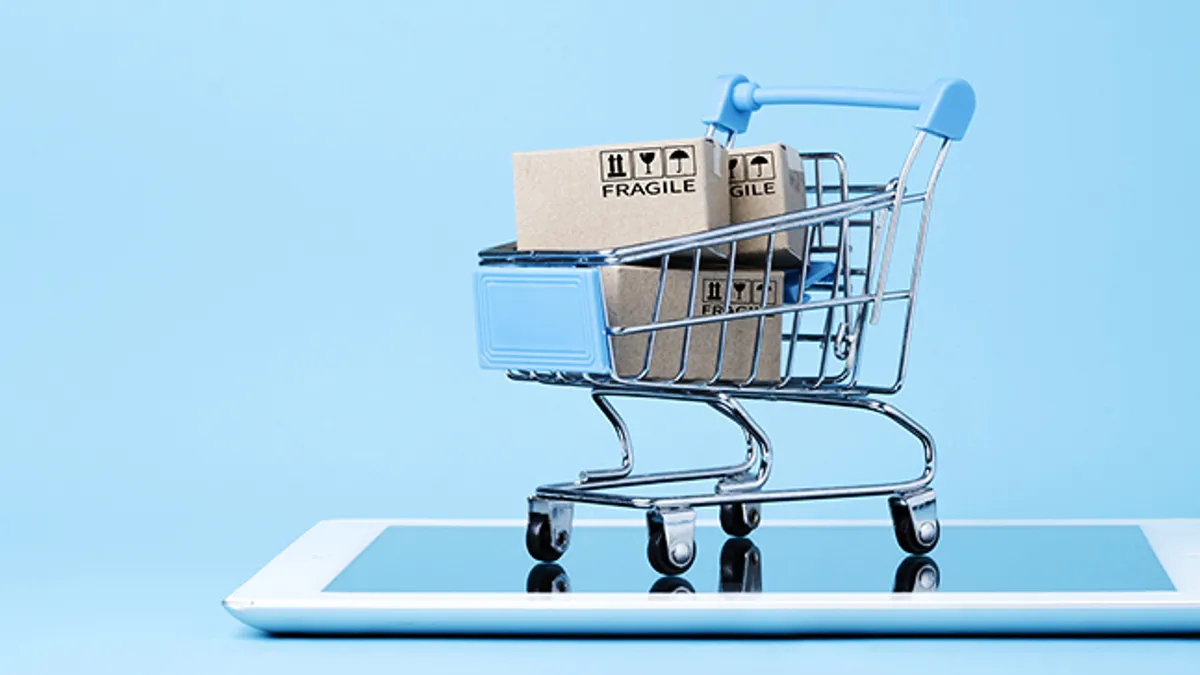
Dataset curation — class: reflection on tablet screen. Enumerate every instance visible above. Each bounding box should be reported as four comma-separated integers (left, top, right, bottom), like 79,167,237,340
323,525,1174,595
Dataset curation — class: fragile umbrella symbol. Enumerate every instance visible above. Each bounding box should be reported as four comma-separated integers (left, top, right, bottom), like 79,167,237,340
669,149,690,173
750,155,769,177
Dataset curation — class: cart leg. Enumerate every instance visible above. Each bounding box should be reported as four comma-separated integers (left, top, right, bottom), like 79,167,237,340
889,487,939,554
708,396,771,537
577,392,633,483
646,507,696,576
825,397,939,554
832,396,936,487
543,390,766,499
709,395,773,492
526,498,574,563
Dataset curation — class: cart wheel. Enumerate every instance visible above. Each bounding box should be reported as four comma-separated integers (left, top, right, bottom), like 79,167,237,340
719,502,762,537
650,576,695,594
646,511,696,576
719,537,762,593
893,556,939,593
526,563,571,593
526,511,570,562
889,490,939,555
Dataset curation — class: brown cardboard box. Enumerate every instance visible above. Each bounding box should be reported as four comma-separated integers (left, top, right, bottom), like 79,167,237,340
600,265,783,383
513,138,731,251
728,143,809,261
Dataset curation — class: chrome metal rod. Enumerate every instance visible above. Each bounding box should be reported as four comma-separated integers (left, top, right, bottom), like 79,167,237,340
611,290,911,336
610,193,920,263
707,240,738,385
632,254,671,379
870,132,925,323
671,249,702,382
780,222,815,388
547,463,748,492
577,392,634,483
534,486,654,509
558,391,761,492
709,395,773,493
884,137,952,394
740,233,775,387
534,395,934,511
476,191,928,268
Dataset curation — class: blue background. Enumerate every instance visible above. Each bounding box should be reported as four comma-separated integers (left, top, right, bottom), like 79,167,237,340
2,0,1198,672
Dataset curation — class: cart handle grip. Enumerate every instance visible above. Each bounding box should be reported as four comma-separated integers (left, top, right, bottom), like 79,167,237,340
703,74,975,141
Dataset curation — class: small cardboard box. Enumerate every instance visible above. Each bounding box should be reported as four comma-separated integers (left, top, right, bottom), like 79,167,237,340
513,138,731,252
728,143,809,261
600,265,783,383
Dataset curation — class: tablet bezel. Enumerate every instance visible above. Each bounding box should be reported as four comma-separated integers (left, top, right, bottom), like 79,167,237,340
223,518,1200,633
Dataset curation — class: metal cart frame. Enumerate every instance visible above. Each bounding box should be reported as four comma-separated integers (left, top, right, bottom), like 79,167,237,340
475,74,975,576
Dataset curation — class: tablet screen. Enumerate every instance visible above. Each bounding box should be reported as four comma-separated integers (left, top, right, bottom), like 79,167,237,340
322,524,1174,594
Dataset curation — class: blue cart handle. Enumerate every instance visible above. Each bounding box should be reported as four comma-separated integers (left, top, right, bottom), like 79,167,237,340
703,74,975,141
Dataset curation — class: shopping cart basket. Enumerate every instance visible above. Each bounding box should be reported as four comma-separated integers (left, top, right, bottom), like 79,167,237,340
474,74,975,576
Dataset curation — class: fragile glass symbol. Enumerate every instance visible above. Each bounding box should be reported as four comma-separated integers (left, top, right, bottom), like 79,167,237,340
639,151,657,173
732,281,747,300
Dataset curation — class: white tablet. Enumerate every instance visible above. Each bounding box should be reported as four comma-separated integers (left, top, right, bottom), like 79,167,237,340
224,518,1200,635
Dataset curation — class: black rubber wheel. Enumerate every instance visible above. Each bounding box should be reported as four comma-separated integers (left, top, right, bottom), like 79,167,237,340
526,514,567,562
719,537,762,593
889,496,939,555
892,556,940,593
526,563,571,593
647,526,696,576
719,502,761,537
650,577,695,594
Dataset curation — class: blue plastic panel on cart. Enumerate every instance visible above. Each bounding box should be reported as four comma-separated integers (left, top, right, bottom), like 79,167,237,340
475,266,611,373
785,261,836,304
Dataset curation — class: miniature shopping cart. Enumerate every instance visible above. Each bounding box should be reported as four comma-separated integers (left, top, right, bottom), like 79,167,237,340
474,74,975,576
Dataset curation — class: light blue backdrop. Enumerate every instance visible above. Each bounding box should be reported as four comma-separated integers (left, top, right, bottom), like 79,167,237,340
2,1,1199,671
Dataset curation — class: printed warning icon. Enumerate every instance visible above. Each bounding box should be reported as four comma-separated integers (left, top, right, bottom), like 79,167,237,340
663,146,696,177
752,280,778,305
633,148,664,179
745,153,775,180
596,143,702,199
728,155,746,183
600,150,631,181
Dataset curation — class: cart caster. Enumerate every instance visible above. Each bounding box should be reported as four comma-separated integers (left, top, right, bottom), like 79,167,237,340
526,499,574,563
889,488,939,555
719,537,762,593
650,577,695,594
719,502,762,538
893,556,939,593
526,563,571,593
646,508,696,576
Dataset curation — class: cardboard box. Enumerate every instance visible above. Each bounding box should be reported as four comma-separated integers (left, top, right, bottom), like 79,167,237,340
728,143,809,262
600,265,783,383
513,138,731,251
